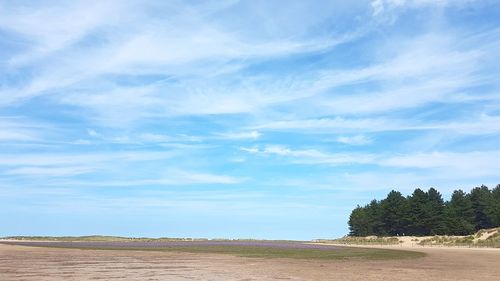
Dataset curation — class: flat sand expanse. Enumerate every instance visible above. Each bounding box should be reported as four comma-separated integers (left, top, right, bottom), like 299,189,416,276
1,243,499,281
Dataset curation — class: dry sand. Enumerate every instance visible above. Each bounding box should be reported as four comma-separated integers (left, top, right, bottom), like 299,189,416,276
1,243,499,281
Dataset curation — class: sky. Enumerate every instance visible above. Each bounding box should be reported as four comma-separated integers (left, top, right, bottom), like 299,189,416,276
1,0,500,240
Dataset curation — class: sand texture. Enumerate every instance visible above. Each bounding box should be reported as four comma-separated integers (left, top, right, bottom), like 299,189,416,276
1,243,499,281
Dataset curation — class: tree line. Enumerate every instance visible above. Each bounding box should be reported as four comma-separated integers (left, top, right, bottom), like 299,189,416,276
348,185,500,236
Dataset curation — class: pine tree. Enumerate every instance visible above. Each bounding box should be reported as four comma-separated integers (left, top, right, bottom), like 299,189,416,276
470,185,494,230
426,188,447,235
445,189,475,235
408,188,430,236
489,184,500,227
347,184,500,237
366,200,384,236
348,206,369,236
381,190,409,235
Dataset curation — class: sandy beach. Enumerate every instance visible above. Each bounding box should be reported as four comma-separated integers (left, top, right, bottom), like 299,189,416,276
1,242,499,281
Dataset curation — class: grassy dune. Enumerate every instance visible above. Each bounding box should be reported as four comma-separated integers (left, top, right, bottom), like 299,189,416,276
316,228,500,248
418,228,500,248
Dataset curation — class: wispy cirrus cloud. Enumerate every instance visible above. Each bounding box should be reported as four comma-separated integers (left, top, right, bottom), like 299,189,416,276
241,145,376,165
371,0,473,18
240,143,500,181
1,0,499,239
0,150,175,167
0,1,354,110
0,116,51,142
4,166,95,177
335,135,372,145
53,170,244,186
380,150,500,175
216,130,261,140
254,114,500,136
0,149,242,185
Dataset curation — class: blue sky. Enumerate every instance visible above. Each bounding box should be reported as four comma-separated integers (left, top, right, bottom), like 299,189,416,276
1,0,500,240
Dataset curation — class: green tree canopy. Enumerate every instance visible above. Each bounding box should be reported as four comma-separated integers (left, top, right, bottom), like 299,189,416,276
408,188,430,235
348,184,500,237
380,190,408,235
445,189,474,235
470,185,494,230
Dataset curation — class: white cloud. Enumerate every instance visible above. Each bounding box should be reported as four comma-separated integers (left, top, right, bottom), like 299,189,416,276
381,151,500,177
371,0,463,17
32,170,244,186
0,131,37,141
0,116,49,142
107,27,334,70
309,32,489,115
263,145,325,158
5,166,95,177
0,1,125,65
5,3,493,130
82,129,201,145
138,133,172,143
371,0,386,16
217,130,261,140
255,114,500,136
87,129,100,137
0,151,175,167
0,1,352,111
1,1,495,124
168,170,243,185
0,150,242,186
424,115,500,135
254,117,393,132
239,143,500,181
72,139,92,145
92,170,244,186
240,146,259,154
242,145,376,166
336,135,372,145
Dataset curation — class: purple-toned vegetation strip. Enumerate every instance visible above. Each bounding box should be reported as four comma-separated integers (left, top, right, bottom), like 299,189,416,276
1,240,342,250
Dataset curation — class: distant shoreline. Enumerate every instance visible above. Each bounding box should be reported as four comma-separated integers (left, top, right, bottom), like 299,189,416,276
0,235,300,243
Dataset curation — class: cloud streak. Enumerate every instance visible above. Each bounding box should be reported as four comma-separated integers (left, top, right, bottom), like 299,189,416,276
1,0,499,239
